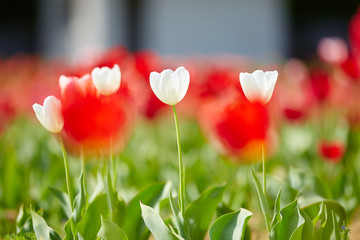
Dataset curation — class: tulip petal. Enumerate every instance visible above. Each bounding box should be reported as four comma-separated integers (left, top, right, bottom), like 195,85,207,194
175,67,190,102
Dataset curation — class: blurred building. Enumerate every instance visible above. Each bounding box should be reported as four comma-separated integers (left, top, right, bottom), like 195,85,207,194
0,0,358,60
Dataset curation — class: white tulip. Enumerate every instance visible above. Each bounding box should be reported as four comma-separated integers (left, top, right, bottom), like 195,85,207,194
91,64,121,95
33,96,64,133
150,66,190,106
239,70,278,104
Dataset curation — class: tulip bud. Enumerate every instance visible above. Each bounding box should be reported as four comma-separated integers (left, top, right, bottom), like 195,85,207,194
150,66,190,106
239,70,278,104
33,96,64,133
91,64,121,95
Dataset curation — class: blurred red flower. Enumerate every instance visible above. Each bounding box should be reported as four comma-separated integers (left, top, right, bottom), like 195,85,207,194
59,74,134,154
318,141,345,163
199,95,269,160
340,54,360,81
309,69,331,103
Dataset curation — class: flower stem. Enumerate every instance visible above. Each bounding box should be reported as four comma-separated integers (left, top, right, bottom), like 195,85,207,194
59,136,74,209
262,143,271,232
110,137,116,188
172,105,185,216
262,144,266,197
58,136,75,239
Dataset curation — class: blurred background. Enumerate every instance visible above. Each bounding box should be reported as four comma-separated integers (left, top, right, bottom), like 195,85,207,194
0,0,358,60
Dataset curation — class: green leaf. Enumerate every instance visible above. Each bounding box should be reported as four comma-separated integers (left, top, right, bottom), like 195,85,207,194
185,184,225,240
331,211,341,240
251,170,271,231
49,229,62,240
77,193,109,240
269,200,305,240
49,186,72,218
140,203,179,240
299,210,315,240
73,172,87,223
30,208,61,240
299,193,346,240
209,208,253,240
63,218,73,240
16,205,32,234
168,189,191,239
98,216,128,240
30,208,50,240
271,189,281,228
123,182,171,240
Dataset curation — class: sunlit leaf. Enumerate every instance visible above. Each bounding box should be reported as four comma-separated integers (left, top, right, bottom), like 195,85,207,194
185,184,225,240
209,208,252,240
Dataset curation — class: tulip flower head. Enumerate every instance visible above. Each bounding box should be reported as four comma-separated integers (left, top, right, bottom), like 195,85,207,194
239,70,278,104
33,96,64,133
150,66,190,106
91,64,121,95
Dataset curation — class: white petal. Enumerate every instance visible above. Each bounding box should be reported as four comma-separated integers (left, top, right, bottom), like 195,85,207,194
33,103,46,129
59,75,72,95
150,72,162,100
240,72,260,102
175,66,190,103
91,64,121,95
263,70,278,104
33,96,63,133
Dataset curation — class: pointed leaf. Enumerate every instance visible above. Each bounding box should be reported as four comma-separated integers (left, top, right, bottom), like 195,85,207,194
124,182,171,240
98,216,128,240
30,208,50,240
331,211,341,240
252,170,271,230
77,193,109,240
140,203,178,240
185,185,225,240
209,208,253,240
269,200,305,240
169,189,191,239
73,172,87,222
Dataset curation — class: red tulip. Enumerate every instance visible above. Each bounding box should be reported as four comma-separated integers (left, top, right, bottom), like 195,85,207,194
199,96,269,159
318,141,345,163
59,74,134,154
309,70,330,103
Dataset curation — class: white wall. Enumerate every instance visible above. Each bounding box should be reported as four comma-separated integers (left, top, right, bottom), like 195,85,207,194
139,0,290,57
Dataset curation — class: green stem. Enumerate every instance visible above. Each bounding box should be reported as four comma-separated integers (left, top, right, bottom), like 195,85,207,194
58,136,75,239
262,144,266,197
172,105,185,216
262,143,271,232
110,137,116,188
59,137,74,209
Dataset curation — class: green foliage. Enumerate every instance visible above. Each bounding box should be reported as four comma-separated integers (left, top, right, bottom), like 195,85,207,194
2,233,36,240
209,208,253,240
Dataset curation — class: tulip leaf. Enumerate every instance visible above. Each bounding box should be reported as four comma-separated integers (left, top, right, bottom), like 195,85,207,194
300,196,346,240
63,218,73,240
98,216,128,240
77,193,109,240
331,211,341,240
185,184,225,240
73,172,87,223
123,182,171,240
16,204,32,234
269,200,305,240
140,203,180,240
251,170,271,230
30,208,50,240
49,186,72,219
209,208,253,240
168,189,191,239
31,207,61,240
